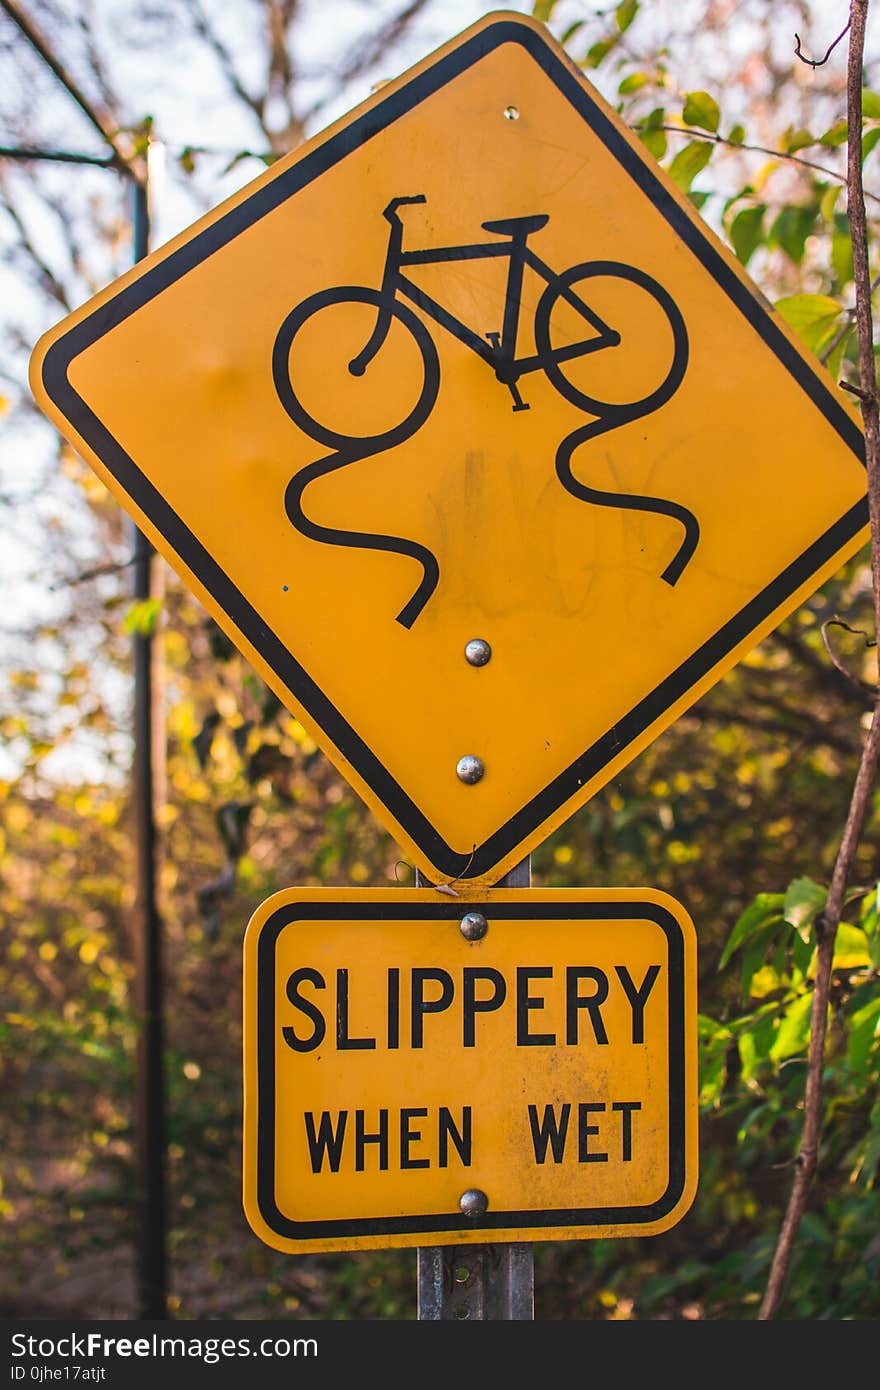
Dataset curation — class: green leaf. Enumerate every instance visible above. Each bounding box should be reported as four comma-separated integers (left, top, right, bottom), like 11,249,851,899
532,0,559,21
619,72,649,95
640,126,667,159
775,293,844,330
667,139,713,192
862,88,880,118
727,123,746,145
221,150,259,176
769,204,817,264
863,126,880,162
719,893,784,971
791,930,815,979
769,992,813,1061
584,38,615,68
738,1009,779,1081
729,204,766,265
783,127,816,153
847,996,880,1073
742,924,784,998
832,223,854,287
783,876,827,941
852,1121,880,1186
560,20,585,45
820,183,842,220
697,1014,732,1104
616,0,639,32
682,90,720,134
775,293,845,358
122,597,163,638
832,922,872,969
859,882,879,939
819,120,848,147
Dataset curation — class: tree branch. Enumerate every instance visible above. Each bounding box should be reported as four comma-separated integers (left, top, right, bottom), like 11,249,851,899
794,20,851,68
820,616,877,694
0,171,71,309
183,0,267,133
635,122,880,204
760,0,880,1320
0,0,143,180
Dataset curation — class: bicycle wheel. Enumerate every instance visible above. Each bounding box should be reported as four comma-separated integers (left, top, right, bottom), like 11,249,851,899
272,285,440,452
534,261,688,418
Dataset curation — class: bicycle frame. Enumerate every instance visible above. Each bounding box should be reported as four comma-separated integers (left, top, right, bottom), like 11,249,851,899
349,196,619,410
274,195,696,627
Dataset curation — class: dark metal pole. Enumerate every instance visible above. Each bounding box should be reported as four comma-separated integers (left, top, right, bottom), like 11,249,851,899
2,0,163,1319
416,857,535,1321
130,172,168,1320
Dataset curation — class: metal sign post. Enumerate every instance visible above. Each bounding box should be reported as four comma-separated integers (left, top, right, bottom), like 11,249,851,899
416,859,534,1321
129,173,168,1321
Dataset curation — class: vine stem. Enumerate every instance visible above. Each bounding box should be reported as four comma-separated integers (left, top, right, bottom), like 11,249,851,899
759,0,880,1320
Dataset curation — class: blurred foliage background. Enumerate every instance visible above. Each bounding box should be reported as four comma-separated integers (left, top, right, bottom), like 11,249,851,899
1,0,879,1320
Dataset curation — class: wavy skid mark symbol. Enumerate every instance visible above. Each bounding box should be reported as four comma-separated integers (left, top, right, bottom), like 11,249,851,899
537,262,698,584
273,286,442,628
283,449,439,629
555,417,700,585
275,264,697,629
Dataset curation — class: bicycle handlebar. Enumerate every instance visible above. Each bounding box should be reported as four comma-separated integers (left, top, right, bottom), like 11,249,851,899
383,194,427,223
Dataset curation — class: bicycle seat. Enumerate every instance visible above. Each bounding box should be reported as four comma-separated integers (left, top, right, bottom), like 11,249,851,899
481,214,549,237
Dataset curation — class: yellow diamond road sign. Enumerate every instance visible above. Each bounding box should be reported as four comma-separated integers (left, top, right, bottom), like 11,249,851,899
31,12,868,888
242,887,698,1253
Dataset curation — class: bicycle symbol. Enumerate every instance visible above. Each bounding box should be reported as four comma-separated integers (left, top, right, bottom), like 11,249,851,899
273,195,698,628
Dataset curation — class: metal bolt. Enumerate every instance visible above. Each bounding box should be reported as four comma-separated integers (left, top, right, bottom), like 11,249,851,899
459,1188,489,1219
464,638,492,667
460,911,488,941
503,105,520,120
456,755,485,784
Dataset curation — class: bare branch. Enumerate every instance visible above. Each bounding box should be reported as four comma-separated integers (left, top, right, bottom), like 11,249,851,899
0,0,143,179
0,172,71,309
301,0,431,127
49,555,137,592
334,0,430,87
77,0,125,119
183,0,266,132
820,616,877,694
794,20,851,68
772,625,873,704
262,0,303,153
693,704,862,757
760,0,880,1321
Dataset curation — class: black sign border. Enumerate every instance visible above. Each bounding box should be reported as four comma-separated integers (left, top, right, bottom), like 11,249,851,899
251,896,690,1242
39,17,868,884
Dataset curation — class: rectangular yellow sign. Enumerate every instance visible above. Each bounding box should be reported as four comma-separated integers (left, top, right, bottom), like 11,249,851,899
243,887,698,1253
